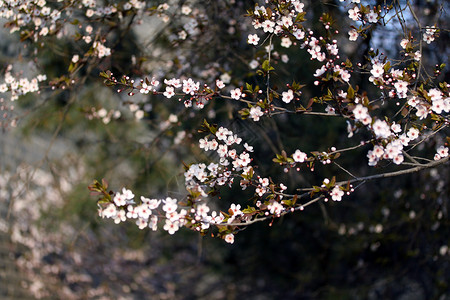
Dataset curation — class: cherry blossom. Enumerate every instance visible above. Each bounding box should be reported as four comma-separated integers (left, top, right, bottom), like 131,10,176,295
7,0,443,247
248,34,260,45
293,150,308,163
330,186,344,201
230,88,242,100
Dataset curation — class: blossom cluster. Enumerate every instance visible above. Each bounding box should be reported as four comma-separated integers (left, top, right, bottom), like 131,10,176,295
94,1,448,244
97,183,244,242
95,123,326,243
2,0,446,246
248,0,350,76
103,71,227,110
0,65,47,128
0,65,46,101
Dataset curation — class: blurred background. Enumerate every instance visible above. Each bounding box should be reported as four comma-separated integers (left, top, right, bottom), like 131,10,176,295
0,0,449,299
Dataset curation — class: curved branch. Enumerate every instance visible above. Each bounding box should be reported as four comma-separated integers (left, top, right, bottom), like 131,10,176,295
337,155,449,186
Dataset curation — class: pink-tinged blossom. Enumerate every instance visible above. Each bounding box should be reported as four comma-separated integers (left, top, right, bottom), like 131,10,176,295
390,69,403,79
219,157,230,166
249,106,264,121
415,104,429,119
233,134,242,145
252,19,262,29
371,63,384,78
224,233,234,244
255,186,267,196
196,203,210,217
93,41,111,58
428,88,442,101
314,65,327,77
414,51,421,61
281,37,292,48
325,106,335,114
372,145,384,158
394,80,408,95
72,54,80,63
199,138,209,150
208,139,219,151
444,98,450,113
367,150,379,166
164,78,181,88
126,205,139,219
121,188,134,200
216,127,231,140
293,0,305,12
162,197,178,213
230,88,242,100
340,70,351,82
216,79,225,89
327,43,339,56
182,78,199,95
279,16,293,28
348,29,358,41
181,5,192,15
282,89,294,103
259,177,269,187
268,202,284,215
101,203,117,218
244,143,254,152
136,218,148,229
293,29,305,40
407,96,420,107
247,34,260,45
348,6,360,21
384,142,403,159
262,20,275,33
229,204,242,216
249,59,259,69
113,193,126,206
366,10,378,23
217,144,228,157
136,204,152,219
149,215,158,231
163,86,175,98
372,120,391,139
238,152,251,167
293,150,308,163
207,163,219,176
210,211,225,224
391,122,401,134
163,219,179,235
431,98,445,114
228,149,237,159
338,90,348,98
141,197,161,209
150,78,159,87
400,39,409,49
353,104,369,121
113,209,127,224
392,154,404,165
423,26,436,44
434,146,449,160
330,186,344,201
407,127,419,140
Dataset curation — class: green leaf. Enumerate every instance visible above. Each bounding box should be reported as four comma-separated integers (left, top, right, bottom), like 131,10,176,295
347,85,355,99
242,206,256,214
262,60,274,72
384,61,391,72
